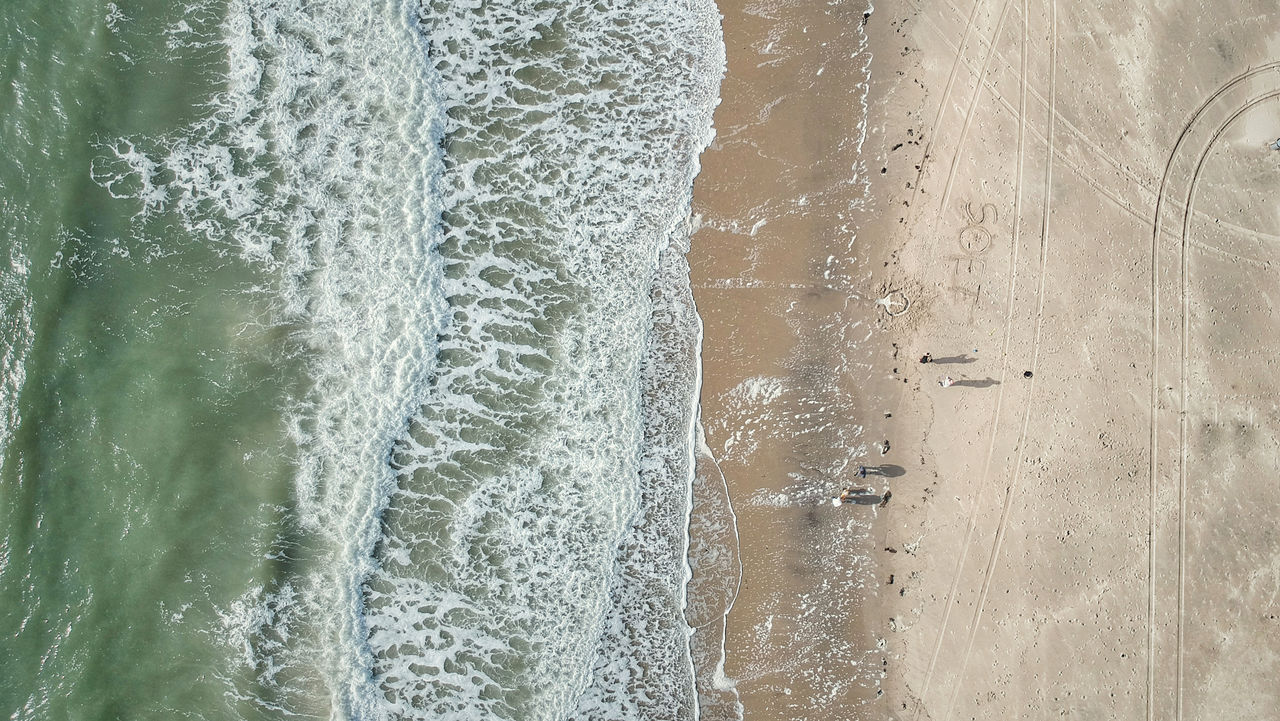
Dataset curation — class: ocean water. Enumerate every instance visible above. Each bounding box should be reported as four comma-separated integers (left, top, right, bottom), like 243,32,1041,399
0,0,724,718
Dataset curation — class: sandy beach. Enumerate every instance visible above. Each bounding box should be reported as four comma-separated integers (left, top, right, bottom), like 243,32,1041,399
690,0,1280,718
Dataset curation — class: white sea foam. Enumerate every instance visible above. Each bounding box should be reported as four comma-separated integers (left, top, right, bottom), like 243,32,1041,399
95,0,724,718
96,0,445,714
686,426,744,719
365,1,723,717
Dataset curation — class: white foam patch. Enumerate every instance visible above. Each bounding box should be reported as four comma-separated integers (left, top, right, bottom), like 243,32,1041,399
707,358,869,476
95,0,725,716
565,235,703,720
745,489,797,508
685,425,744,719
104,2,125,31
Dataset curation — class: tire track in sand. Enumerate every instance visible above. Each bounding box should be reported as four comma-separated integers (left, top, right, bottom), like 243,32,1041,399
909,1,1031,718
1147,63,1280,721
935,0,1016,221
907,0,989,215
917,18,1280,244
939,1,1052,717
1172,88,1280,721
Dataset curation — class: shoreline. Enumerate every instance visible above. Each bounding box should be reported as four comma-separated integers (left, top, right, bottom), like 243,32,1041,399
687,0,926,716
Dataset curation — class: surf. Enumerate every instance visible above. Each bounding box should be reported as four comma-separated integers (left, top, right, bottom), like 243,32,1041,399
88,0,724,716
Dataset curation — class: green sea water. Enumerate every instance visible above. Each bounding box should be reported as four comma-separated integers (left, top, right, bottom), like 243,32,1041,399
1,2,301,717
1,0,728,716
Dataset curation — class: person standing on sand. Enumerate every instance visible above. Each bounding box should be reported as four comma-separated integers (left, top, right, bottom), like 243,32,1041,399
838,487,872,503
939,375,954,387
920,353,932,363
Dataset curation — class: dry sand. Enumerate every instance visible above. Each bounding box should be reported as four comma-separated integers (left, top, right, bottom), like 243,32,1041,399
688,0,1280,719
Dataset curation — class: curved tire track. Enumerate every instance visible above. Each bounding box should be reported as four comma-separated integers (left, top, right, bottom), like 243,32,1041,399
1148,65,1280,721
918,17,1280,242
1173,88,1280,721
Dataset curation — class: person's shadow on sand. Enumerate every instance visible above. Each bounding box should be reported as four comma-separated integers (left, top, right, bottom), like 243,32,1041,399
952,377,1000,388
863,464,905,477
930,354,977,364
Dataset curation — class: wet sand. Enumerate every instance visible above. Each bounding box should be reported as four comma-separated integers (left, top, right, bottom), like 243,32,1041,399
690,0,1280,718
688,0,906,716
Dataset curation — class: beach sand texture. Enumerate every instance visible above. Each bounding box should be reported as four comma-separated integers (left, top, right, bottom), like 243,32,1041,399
690,0,1280,718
